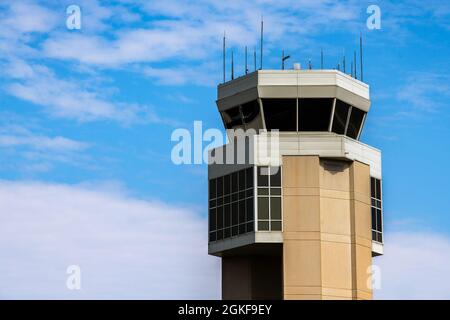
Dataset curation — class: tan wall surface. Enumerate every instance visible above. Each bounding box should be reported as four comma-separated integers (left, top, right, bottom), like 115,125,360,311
282,156,373,300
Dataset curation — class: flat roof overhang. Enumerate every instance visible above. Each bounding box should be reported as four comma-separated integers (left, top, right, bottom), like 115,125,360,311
217,69,371,113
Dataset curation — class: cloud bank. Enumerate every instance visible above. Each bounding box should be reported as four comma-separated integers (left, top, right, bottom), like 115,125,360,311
0,181,220,299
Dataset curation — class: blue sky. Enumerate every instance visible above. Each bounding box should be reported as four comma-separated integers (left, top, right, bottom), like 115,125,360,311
0,0,449,299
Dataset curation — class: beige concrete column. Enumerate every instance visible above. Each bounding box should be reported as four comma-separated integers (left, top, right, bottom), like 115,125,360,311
282,156,372,300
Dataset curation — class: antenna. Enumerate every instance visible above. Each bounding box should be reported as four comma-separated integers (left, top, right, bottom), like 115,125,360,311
253,47,256,71
321,49,324,69
360,33,363,81
260,16,263,70
351,61,353,78
282,50,290,70
337,63,340,71
222,32,226,83
343,55,346,73
308,59,312,70
231,49,234,80
245,46,248,75
354,50,357,79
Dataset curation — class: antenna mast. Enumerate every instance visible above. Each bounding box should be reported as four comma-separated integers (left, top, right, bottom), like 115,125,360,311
222,32,226,83
231,49,234,80
260,16,263,70
360,33,364,81
321,49,324,69
354,50,357,79
245,46,248,74
254,47,256,71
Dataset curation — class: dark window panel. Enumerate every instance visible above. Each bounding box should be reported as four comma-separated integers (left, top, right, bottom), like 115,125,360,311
224,174,231,195
217,229,223,240
347,107,365,139
231,193,238,202
377,209,382,232
258,221,270,231
258,188,269,195
224,195,231,204
217,177,223,197
209,199,216,208
270,188,281,196
271,221,282,231
217,197,223,206
222,106,243,129
371,207,376,230
332,100,350,134
246,198,254,221
262,98,297,131
246,222,254,232
246,167,254,188
372,230,376,241
238,224,246,235
231,172,238,193
241,100,260,124
224,228,231,238
270,197,282,220
232,226,238,236
298,98,333,131
371,177,376,198
239,170,246,190
231,202,238,225
378,233,383,243
239,191,246,200
217,206,224,229
224,204,231,228
209,232,216,242
246,189,253,197
376,179,382,201
257,166,269,186
209,179,216,199
270,167,281,186
209,208,216,231
238,200,246,224
258,197,270,219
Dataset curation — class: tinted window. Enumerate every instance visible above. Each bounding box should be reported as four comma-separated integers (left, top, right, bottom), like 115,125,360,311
332,100,350,134
241,100,260,124
347,107,365,139
298,98,333,131
257,166,269,186
262,99,297,131
222,106,242,129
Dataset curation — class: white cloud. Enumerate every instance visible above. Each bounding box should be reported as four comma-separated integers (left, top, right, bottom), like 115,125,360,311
1,59,172,124
0,180,221,299
0,134,87,152
375,231,450,299
397,72,450,112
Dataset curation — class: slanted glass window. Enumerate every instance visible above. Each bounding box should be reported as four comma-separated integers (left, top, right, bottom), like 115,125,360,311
262,99,297,131
257,166,282,231
331,100,350,134
370,177,383,243
222,106,243,129
298,98,333,131
347,107,365,139
241,100,260,125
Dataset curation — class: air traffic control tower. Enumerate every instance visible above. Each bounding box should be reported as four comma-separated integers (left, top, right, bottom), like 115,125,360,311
208,68,383,300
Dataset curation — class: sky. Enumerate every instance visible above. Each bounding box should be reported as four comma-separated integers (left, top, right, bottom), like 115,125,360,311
0,0,449,299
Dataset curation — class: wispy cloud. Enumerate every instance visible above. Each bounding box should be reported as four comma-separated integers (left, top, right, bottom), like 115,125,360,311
1,59,175,124
375,231,450,299
0,180,220,299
